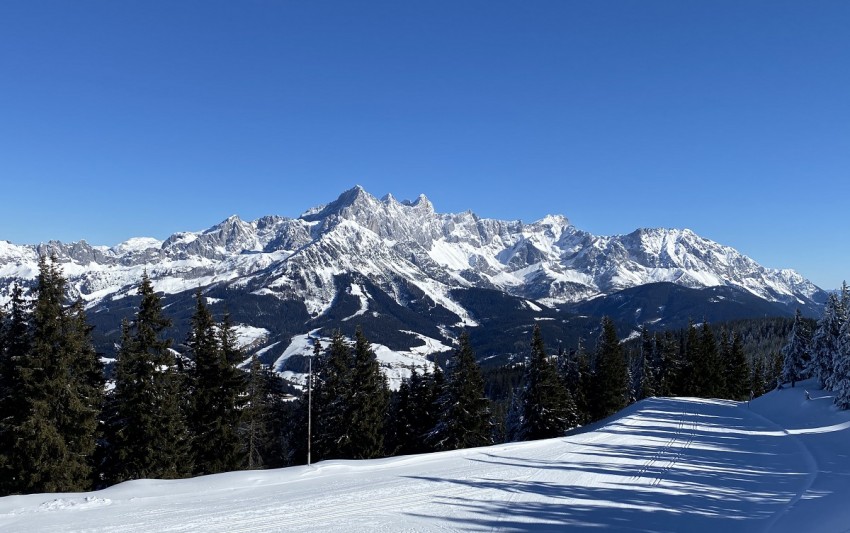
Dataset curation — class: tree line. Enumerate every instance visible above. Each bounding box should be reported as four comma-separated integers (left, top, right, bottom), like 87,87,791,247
0,258,288,496
780,284,850,408
1,257,833,496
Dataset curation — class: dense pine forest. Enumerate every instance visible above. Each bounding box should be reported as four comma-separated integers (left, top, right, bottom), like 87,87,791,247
1,257,848,497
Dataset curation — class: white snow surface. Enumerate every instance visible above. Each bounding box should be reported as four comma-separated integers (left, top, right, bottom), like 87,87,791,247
231,324,269,350
2,380,848,532
272,330,450,389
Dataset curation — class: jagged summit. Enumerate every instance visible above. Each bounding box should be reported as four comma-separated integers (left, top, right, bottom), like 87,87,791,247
0,186,826,320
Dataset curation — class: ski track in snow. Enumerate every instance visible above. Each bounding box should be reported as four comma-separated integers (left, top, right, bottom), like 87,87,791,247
4,382,850,532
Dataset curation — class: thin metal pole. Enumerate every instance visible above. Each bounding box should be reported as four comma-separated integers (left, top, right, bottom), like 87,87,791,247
307,353,312,466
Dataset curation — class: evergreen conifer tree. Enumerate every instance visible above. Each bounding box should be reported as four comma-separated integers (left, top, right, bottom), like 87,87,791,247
5,257,103,494
781,309,811,387
751,355,766,398
312,330,354,461
590,317,628,420
676,321,700,396
387,366,441,455
694,321,722,398
108,273,190,483
725,332,750,400
655,331,678,397
832,317,850,410
560,338,591,424
0,301,9,492
187,295,246,475
241,353,288,469
515,325,576,440
346,327,389,459
638,326,656,399
243,354,271,469
809,294,843,389
216,313,248,469
385,376,413,456
429,332,491,450
0,283,30,495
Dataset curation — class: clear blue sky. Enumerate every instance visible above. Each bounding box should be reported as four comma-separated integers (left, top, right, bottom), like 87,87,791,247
1,1,848,289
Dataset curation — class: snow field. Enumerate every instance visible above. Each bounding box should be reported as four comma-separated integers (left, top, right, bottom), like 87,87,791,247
3,382,847,532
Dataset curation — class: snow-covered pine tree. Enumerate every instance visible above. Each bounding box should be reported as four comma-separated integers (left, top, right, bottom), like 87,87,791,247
809,294,843,389
346,327,389,459
515,325,576,441
428,331,491,451
781,309,811,387
108,273,191,483
832,314,850,410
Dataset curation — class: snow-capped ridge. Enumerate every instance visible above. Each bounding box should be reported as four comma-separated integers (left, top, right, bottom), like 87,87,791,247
0,187,825,318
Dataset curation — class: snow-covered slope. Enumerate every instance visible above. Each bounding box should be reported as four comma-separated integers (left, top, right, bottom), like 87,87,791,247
2,381,846,532
0,185,824,313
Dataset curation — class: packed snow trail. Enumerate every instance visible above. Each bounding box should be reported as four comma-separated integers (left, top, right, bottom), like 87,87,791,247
2,386,846,532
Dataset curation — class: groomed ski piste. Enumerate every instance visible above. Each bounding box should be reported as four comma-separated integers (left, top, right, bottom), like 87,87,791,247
2,381,849,532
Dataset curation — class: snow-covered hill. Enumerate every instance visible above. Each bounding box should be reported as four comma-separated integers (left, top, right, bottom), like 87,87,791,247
2,381,847,532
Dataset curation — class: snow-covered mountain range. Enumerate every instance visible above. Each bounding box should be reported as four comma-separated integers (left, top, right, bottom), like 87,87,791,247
0,185,823,309
0,185,826,375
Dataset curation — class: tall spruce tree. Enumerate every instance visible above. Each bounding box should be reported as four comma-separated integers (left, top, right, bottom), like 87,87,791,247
590,317,628,420
216,313,248,469
724,331,750,401
187,295,246,475
657,331,679,397
637,326,656,399
387,366,442,456
346,327,389,459
313,330,354,461
4,257,103,494
514,325,576,441
0,284,30,495
429,332,491,451
386,375,414,456
781,309,811,387
0,299,9,492
242,354,271,469
677,321,700,396
695,321,722,397
559,338,591,425
751,355,766,398
109,273,190,483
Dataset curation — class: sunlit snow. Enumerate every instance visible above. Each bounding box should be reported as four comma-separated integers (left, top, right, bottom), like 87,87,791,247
3,381,848,532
